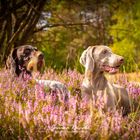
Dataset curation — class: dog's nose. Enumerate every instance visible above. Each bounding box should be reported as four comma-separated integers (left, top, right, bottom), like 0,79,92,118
119,57,124,64
38,53,44,60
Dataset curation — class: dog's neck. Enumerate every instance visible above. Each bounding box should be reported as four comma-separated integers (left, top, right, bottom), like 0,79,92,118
82,68,107,92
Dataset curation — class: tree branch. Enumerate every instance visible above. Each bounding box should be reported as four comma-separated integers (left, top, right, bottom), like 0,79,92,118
34,21,134,33
25,0,42,15
3,8,34,62
34,21,94,33
19,0,47,45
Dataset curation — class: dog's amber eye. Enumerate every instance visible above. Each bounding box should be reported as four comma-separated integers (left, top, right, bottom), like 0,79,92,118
103,50,107,54
34,48,38,51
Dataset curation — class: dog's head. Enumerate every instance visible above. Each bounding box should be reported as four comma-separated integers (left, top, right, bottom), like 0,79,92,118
80,45,124,74
26,50,45,74
6,45,45,77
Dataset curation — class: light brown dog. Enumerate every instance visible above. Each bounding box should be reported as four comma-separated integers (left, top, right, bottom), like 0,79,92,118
80,45,130,115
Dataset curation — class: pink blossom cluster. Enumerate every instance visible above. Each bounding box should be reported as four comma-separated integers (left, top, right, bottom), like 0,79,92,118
0,69,139,139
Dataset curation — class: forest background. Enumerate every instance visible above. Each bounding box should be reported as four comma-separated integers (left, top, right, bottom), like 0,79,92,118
0,0,140,72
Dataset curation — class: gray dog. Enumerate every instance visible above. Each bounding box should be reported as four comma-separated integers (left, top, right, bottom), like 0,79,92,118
80,45,130,115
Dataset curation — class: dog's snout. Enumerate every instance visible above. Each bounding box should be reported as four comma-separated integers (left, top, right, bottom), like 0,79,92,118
38,53,44,60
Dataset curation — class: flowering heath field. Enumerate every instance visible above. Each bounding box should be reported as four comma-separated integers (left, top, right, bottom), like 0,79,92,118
0,69,140,140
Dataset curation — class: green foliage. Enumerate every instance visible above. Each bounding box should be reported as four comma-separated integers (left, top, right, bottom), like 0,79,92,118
35,27,85,72
111,40,137,72
109,0,140,72
32,0,140,72
34,0,111,71
1,0,140,72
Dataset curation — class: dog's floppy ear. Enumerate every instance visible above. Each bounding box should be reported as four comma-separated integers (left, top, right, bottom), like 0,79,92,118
6,48,18,76
80,46,96,72
79,49,87,66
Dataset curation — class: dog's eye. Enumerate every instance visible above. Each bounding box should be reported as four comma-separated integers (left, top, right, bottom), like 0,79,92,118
103,50,107,54
24,49,31,54
34,48,38,51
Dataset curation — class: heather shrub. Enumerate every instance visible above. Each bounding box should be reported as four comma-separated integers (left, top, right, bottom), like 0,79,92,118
0,69,140,139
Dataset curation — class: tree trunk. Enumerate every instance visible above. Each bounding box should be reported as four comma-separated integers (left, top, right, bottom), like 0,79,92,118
0,0,47,66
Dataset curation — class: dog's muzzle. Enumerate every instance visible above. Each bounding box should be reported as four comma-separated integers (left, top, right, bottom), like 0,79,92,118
26,51,45,73
100,57,124,74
